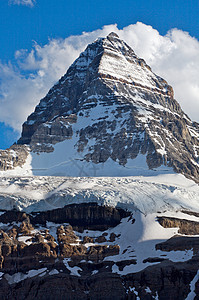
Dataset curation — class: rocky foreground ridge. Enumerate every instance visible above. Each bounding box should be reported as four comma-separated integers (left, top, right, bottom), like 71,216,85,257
0,203,199,299
0,32,199,181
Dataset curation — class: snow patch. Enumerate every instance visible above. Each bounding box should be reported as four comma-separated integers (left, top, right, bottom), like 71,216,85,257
5,268,47,285
63,258,82,276
186,270,199,300
48,269,59,276
0,272,4,281
106,213,193,274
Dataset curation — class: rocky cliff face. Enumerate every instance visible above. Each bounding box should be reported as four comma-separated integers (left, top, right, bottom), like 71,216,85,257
2,32,195,181
1,204,199,299
0,145,29,172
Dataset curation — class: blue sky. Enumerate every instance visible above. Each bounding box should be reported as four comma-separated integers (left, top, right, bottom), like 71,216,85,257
0,0,199,149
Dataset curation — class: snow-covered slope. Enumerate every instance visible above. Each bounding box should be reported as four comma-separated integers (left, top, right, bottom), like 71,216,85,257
0,174,198,213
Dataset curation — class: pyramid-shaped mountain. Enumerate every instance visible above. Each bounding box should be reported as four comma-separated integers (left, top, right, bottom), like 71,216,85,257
1,33,199,181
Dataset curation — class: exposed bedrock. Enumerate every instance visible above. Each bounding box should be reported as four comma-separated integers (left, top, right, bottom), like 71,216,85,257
157,216,199,235
156,235,199,253
0,258,199,299
0,144,29,171
0,272,126,300
125,259,199,300
1,204,199,299
0,202,131,231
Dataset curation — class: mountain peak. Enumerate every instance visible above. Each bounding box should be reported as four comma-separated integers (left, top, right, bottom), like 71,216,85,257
1,35,198,181
107,32,120,39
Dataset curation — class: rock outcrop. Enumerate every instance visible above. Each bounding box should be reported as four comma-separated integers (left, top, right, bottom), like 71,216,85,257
156,235,199,252
1,204,199,299
158,216,199,235
0,203,131,230
0,206,122,273
0,145,29,171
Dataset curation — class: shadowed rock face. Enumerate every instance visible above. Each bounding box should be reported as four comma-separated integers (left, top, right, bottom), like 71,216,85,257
0,265,197,300
0,273,127,300
156,235,199,252
125,259,199,300
0,203,131,230
31,203,131,230
0,33,196,181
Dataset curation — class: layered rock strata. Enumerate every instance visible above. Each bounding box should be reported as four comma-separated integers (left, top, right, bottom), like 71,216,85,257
0,33,198,181
0,145,29,171
158,216,199,235
1,205,199,299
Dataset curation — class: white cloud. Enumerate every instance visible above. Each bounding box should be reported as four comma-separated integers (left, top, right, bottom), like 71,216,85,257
0,22,199,133
9,0,36,7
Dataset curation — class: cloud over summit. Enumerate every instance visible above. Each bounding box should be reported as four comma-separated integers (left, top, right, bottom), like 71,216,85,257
0,22,199,132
